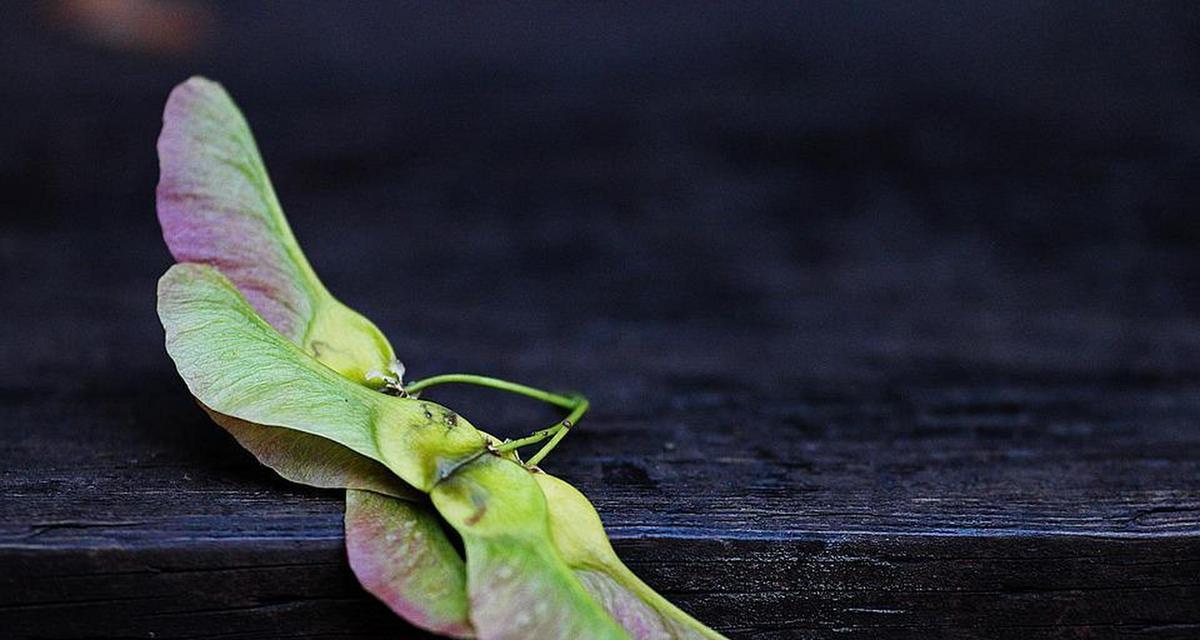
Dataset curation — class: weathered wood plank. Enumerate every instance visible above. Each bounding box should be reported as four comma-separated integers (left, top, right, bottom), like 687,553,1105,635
3,377,1198,637
5,534,1199,638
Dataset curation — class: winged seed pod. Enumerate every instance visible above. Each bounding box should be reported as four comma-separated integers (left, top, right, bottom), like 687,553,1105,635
156,76,726,639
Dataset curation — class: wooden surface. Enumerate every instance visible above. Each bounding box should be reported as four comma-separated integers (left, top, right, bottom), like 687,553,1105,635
2,4,1200,638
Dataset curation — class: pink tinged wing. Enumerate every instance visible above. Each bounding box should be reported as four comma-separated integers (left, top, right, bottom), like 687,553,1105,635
157,76,313,341
574,569,716,640
574,569,675,639
345,489,475,638
202,406,417,500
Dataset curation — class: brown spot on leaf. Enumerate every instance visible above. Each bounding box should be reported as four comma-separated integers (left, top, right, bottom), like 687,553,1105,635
465,491,488,526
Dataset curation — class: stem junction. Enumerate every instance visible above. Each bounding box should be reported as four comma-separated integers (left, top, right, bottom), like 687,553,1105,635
402,373,588,467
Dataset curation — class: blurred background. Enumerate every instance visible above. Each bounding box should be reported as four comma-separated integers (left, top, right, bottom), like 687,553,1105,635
4,1,1200,395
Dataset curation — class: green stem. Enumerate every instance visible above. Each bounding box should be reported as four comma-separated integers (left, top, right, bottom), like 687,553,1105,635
494,424,563,453
403,373,588,466
405,374,577,409
525,396,588,467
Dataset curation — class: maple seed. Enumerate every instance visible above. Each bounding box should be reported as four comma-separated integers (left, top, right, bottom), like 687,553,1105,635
155,75,727,640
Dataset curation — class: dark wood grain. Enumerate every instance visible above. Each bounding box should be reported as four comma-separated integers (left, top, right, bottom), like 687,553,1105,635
2,3,1200,638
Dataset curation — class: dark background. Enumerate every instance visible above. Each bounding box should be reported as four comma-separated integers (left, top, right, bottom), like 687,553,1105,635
5,2,1200,387
2,2,1200,638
